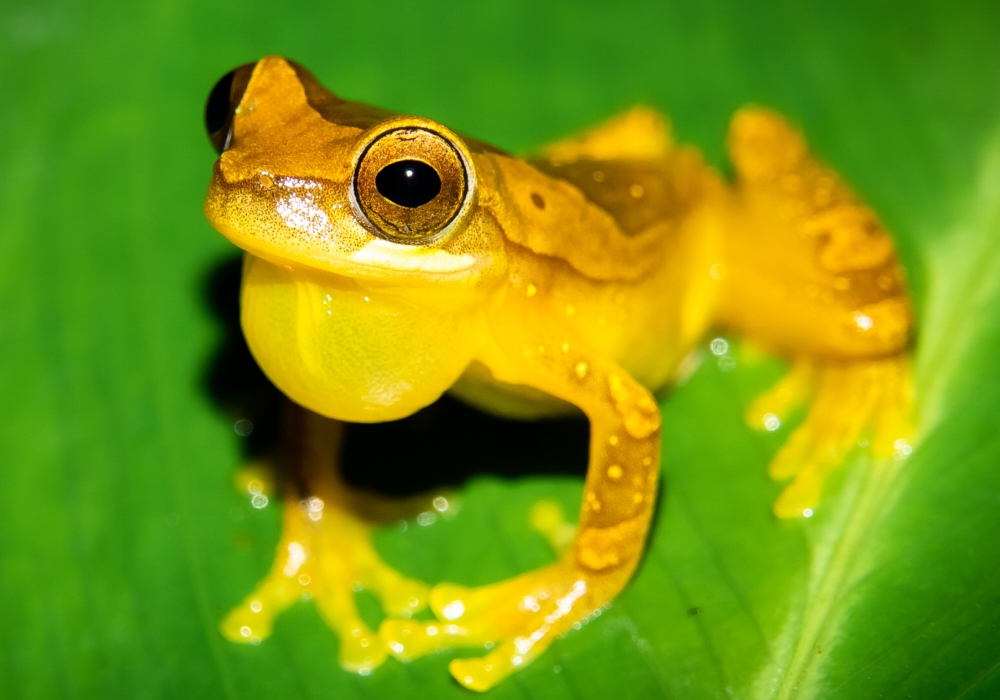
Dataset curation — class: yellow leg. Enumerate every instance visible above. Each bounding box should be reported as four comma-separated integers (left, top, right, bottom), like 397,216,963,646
719,107,913,361
220,409,430,675
382,295,660,691
379,499,579,686
380,556,619,690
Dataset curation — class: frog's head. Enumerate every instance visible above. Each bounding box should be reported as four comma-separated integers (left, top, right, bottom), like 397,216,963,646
203,56,508,422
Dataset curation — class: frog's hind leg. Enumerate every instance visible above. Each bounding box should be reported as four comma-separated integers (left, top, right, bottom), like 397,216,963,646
718,108,916,518
221,405,430,675
718,107,913,359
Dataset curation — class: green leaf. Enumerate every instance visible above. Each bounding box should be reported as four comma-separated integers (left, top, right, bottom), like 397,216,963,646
3,1,999,698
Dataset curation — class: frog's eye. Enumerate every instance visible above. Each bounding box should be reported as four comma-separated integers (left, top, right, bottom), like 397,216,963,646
352,127,472,245
205,63,256,154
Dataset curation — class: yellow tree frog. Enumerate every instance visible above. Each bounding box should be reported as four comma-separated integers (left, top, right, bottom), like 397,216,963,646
203,56,913,691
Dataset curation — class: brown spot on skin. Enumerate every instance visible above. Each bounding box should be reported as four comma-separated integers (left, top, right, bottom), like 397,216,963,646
531,192,546,209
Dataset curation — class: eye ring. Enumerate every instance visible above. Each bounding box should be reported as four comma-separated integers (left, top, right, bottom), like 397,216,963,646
351,121,476,245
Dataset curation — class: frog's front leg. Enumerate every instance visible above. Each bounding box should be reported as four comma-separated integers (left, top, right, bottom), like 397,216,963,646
381,299,660,691
221,405,429,675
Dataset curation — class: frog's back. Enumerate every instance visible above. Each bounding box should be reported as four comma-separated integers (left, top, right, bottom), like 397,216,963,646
462,109,724,407
485,108,724,285
530,108,714,237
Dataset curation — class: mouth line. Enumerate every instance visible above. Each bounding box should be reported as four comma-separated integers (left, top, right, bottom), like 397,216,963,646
347,237,478,274
214,220,483,286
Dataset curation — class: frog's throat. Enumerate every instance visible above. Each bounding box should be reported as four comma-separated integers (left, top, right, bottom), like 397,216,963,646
240,254,487,423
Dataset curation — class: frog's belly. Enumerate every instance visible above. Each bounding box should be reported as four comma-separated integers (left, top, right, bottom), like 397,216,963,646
448,361,581,420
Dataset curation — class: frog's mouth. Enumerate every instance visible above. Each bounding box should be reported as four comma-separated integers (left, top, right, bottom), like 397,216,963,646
205,167,490,288
220,221,483,287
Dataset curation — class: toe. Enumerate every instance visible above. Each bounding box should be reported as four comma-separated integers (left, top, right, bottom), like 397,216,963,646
768,425,815,479
429,582,474,621
430,575,528,624
369,567,429,618
449,636,542,692
336,621,387,674
774,472,822,518
380,618,479,661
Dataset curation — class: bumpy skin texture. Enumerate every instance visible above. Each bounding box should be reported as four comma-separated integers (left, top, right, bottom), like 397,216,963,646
204,56,913,690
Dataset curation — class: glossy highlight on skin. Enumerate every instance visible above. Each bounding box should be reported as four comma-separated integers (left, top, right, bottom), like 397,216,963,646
203,56,914,691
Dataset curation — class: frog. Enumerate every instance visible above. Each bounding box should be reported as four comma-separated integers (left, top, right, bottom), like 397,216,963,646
203,56,914,691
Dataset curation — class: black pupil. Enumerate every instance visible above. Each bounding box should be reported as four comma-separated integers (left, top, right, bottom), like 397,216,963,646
375,160,442,208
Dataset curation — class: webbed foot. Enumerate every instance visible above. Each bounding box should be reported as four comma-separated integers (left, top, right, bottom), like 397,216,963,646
381,500,616,692
222,484,430,674
747,354,914,518
381,560,617,691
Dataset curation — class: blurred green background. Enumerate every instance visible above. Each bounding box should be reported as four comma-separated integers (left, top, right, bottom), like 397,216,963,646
3,0,1000,698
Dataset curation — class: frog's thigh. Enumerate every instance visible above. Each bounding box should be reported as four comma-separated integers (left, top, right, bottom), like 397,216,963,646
221,409,429,675
717,107,912,360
